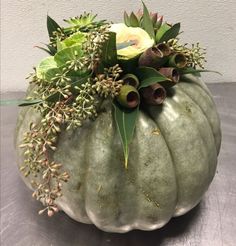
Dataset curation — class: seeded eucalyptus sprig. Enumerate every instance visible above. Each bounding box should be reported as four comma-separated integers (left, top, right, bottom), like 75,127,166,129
92,65,124,98
19,15,115,214
168,38,207,69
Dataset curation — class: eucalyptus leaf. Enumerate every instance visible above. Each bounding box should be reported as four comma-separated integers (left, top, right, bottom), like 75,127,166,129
47,15,60,39
155,23,171,42
135,67,170,89
0,99,40,106
18,99,43,107
113,102,139,169
142,1,155,39
71,72,92,88
158,23,181,43
179,67,222,76
101,32,117,66
45,92,61,102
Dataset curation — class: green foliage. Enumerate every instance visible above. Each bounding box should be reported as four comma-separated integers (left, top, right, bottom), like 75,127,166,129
124,11,131,26
60,32,86,49
0,99,42,106
101,32,117,67
142,1,155,39
54,45,84,66
64,13,97,27
129,12,140,27
157,23,180,43
36,56,58,79
135,67,170,89
179,67,222,76
63,13,107,34
113,102,139,169
47,15,61,39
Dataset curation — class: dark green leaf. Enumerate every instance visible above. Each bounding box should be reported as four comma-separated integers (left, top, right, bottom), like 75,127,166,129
124,11,130,26
71,72,92,88
44,67,62,81
118,54,140,74
158,23,181,43
116,41,135,50
101,32,117,66
45,92,61,102
113,102,139,169
155,23,171,42
129,12,139,27
0,99,39,106
35,46,53,55
142,1,155,39
136,67,170,89
46,44,57,55
179,67,222,76
47,15,61,39
18,99,43,107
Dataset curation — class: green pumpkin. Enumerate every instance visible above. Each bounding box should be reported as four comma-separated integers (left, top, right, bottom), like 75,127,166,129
15,74,221,233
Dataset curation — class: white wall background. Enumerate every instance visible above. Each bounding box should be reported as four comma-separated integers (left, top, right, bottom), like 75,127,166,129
1,0,236,92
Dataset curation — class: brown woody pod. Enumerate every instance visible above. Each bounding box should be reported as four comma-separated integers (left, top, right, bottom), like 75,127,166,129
156,43,171,57
138,46,164,68
168,53,187,68
140,83,166,105
159,67,180,84
122,74,140,88
116,85,140,109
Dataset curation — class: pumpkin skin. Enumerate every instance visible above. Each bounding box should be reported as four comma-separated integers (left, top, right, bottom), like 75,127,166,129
15,74,221,233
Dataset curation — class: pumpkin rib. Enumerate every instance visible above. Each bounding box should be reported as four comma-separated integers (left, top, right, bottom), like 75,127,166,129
83,109,140,232
147,95,211,216
179,82,221,154
54,122,93,223
181,75,211,97
143,106,181,215
172,85,217,183
128,111,178,230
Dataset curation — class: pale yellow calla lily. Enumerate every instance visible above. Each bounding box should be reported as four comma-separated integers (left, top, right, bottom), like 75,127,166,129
110,23,154,60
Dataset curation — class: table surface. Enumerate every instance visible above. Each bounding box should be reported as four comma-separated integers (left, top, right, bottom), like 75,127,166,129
1,83,236,246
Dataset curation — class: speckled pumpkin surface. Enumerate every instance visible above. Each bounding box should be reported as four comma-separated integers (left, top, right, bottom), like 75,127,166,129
15,74,221,233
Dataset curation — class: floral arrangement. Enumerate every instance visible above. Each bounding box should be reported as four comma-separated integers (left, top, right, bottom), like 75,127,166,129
19,2,213,216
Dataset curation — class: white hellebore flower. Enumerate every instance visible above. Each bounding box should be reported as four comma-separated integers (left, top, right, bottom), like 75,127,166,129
110,23,154,60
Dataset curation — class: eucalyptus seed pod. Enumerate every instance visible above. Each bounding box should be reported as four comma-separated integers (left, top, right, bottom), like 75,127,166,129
138,46,164,68
116,85,140,108
140,83,166,105
168,53,187,68
156,43,171,57
159,67,180,85
122,74,140,88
